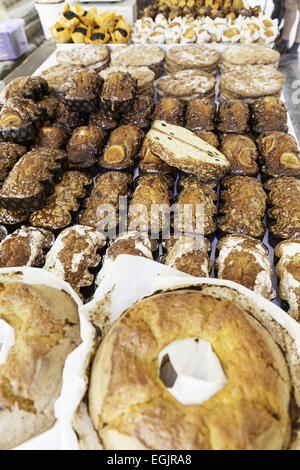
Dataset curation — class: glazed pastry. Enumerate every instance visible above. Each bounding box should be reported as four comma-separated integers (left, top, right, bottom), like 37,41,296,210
128,174,174,233
216,234,274,300
275,239,300,321
67,126,105,169
44,225,106,297
257,132,300,179
139,139,176,176
251,97,288,134
99,125,144,170
220,134,259,176
265,177,300,241
101,71,137,113
174,176,217,237
38,91,61,123
185,97,216,131
89,109,118,132
79,172,132,231
29,171,92,231
154,97,185,126
0,147,67,212
55,102,87,130
193,130,219,149
218,176,267,238
3,76,49,102
35,124,69,149
121,95,154,129
161,235,211,277
0,142,26,181
0,208,28,227
0,226,54,267
217,100,250,133
64,70,104,113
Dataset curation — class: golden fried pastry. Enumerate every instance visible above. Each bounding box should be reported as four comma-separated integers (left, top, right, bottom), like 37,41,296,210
217,100,250,133
185,97,216,131
251,97,288,134
220,134,258,176
67,126,105,168
257,132,300,179
154,97,185,126
99,125,144,170
218,176,267,238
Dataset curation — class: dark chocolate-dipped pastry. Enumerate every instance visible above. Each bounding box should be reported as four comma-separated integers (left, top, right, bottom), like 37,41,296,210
3,76,49,102
35,124,70,149
128,174,174,234
0,142,26,181
265,177,300,240
139,139,176,176
217,100,250,133
55,102,87,130
79,171,132,231
29,171,92,231
220,133,259,176
174,175,217,236
67,126,105,169
99,125,144,170
257,131,300,178
0,226,54,268
101,72,137,113
121,95,154,129
89,109,118,131
185,97,216,131
251,96,288,134
0,147,67,212
64,69,104,114
218,176,267,238
193,130,219,149
154,97,185,126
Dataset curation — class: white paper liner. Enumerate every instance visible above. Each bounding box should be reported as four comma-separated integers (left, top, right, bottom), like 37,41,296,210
0,319,15,366
158,338,228,406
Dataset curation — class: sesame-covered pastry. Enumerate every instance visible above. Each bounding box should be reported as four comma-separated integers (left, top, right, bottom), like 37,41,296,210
185,97,216,131
161,235,211,277
216,234,274,300
251,97,288,134
35,124,70,150
0,142,26,181
101,72,137,113
275,239,300,321
154,97,185,126
217,100,250,133
44,225,106,298
99,125,144,170
67,126,105,169
218,176,267,238
220,133,259,176
0,226,54,268
257,132,300,179
64,70,104,114
29,171,92,231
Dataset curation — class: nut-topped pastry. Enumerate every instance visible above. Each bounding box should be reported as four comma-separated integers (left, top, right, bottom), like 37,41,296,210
99,125,144,170
0,142,26,181
174,176,217,237
79,172,132,231
161,235,211,277
0,207,28,227
154,97,185,126
251,97,288,134
216,234,274,300
67,126,105,169
220,134,259,176
217,100,250,133
35,124,69,150
275,239,300,321
121,95,155,129
101,72,137,113
29,171,92,231
2,76,49,102
64,69,104,114
257,132,300,179
218,176,267,239
0,226,54,267
0,147,67,212
185,97,216,131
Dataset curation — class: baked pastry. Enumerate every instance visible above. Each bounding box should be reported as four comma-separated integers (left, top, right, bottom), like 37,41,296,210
275,239,300,321
161,235,211,277
216,234,274,299
217,100,250,133
139,139,176,176
154,97,185,126
192,130,219,149
38,64,84,96
35,124,69,150
222,45,280,72
156,69,216,101
0,147,67,212
44,225,106,297
101,72,137,114
0,226,54,267
185,97,216,131
110,45,165,79
165,45,220,75
0,279,80,449
257,132,300,179
29,171,92,231
2,76,49,102
143,120,229,182
0,208,28,227
88,288,291,450
38,91,61,124
89,109,118,132
64,70,104,114
174,176,217,237
251,97,288,134
0,142,26,181
67,126,105,169
218,176,267,238
121,95,154,129
265,177,300,242
79,172,132,231
56,44,110,71
220,133,259,176
128,174,174,234
100,66,155,97
55,102,87,130
99,125,144,170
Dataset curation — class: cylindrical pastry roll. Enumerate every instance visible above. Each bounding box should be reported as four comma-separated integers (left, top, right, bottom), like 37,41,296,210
99,125,144,170
185,97,216,131
154,97,185,126
67,126,105,168
217,99,250,133
251,97,288,134
220,133,259,176
36,125,70,150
